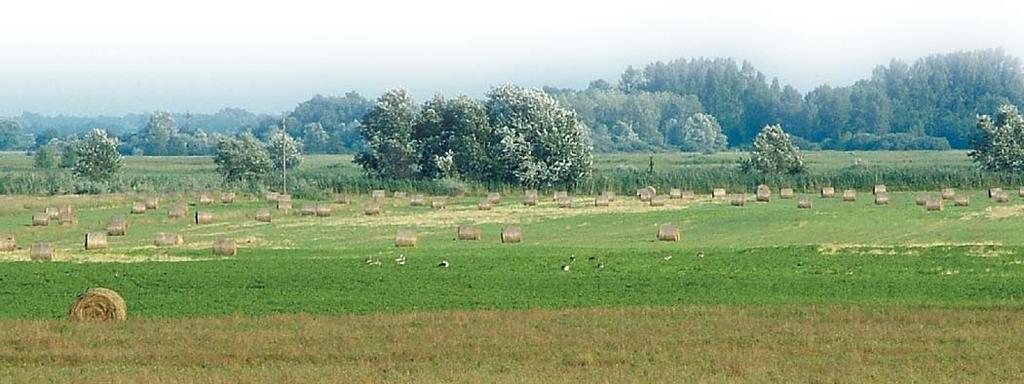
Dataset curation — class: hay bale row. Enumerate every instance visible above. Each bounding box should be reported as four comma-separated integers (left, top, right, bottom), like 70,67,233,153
994,192,1010,203
32,212,49,226
255,208,272,223
301,205,317,216
431,197,447,210
657,224,680,242
712,188,727,198
84,233,108,250
988,188,1003,199
669,188,683,199
365,202,381,215
131,202,147,214
780,188,795,199
873,185,887,195
144,197,160,210
798,197,812,209
501,226,522,243
213,238,237,256
842,189,857,202
155,232,184,247
756,185,771,202
595,194,610,207
410,194,426,206
395,229,417,247
558,196,573,208
107,216,128,236
277,199,292,210
31,242,54,261
194,211,213,225
334,193,351,205
168,204,188,219
926,198,943,211
730,194,746,207
68,288,127,322
199,193,214,205
0,235,15,252
221,192,236,204
954,196,970,207
457,225,481,240
649,195,667,207
940,188,956,200
915,194,929,206
874,193,889,205
821,187,836,198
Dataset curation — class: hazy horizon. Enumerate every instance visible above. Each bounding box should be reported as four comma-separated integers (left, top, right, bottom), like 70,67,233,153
2,0,1022,116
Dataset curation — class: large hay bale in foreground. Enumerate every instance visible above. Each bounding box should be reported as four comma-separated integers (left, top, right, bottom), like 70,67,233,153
0,235,15,252
130,202,147,214
842,189,857,202
213,238,237,256
255,209,272,223
168,203,187,219
478,199,493,211
31,242,54,261
194,211,213,225
431,197,447,210
595,195,610,207
199,193,214,205
712,188,727,199
107,216,128,236
68,288,127,322
915,194,928,206
371,190,387,200
32,212,49,227
334,193,351,205
988,188,1003,199
873,185,887,195
780,188,795,199
395,229,418,247
220,192,236,204
649,195,667,207
558,196,573,208
670,188,683,199
730,194,746,207
144,197,160,210
940,188,956,200
487,192,501,205
874,193,889,205
501,226,522,243
798,197,811,209
820,187,836,198
657,224,680,242
84,233,108,250
155,232,184,247
926,198,943,211
457,225,481,240
954,196,970,207
410,194,425,206
523,191,538,206
365,202,381,216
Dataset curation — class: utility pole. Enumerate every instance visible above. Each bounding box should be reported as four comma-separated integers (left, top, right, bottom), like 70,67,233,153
281,115,287,196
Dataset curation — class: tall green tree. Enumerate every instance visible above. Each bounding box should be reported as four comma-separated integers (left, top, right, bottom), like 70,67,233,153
0,119,20,150
72,129,124,181
266,128,303,171
355,89,419,179
740,124,805,174
214,133,273,182
969,104,1024,172
665,113,728,153
33,141,61,169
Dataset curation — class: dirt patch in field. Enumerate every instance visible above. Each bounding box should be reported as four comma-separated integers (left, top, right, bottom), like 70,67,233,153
960,205,1024,221
817,242,1009,257
0,250,197,263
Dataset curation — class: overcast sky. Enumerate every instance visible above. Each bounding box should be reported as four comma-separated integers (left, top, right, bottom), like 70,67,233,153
1,0,1022,116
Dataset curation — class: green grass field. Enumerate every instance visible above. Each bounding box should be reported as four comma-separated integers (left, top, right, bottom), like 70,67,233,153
1,152,1023,382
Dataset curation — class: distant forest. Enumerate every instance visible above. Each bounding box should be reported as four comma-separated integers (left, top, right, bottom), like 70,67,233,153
1,49,1021,154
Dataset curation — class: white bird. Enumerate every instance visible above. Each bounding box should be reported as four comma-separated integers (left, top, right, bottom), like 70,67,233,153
561,264,571,272
368,260,382,267
597,263,605,270
438,260,449,268
663,255,673,261
569,254,576,262
697,251,705,258
395,254,406,265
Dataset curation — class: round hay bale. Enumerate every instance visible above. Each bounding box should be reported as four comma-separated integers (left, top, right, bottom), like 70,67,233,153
478,199,493,211
266,192,280,201
994,192,1010,203
68,288,127,322
457,225,481,240
315,204,332,217
365,202,381,216
954,196,970,207
637,188,654,202
842,189,857,202
106,216,128,236
820,187,836,198
988,188,1003,199
194,211,213,225
277,194,292,202
926,198,943,211
487,192,501,205
395,229,418,247
277,199,292,210
915,194,928,206
941,188,956,200
756,187,771,202
410,194,426,207
199,194,214,205
45,207,60,220
522,191,538,206
58,210,78,225
657,224,680,242
131,202,147,214
501,226,522,243
730,194,746,207
301,205,317,216
32,212,49,226
603,191,617,202
333,193,351,205
394,191,407,199
168,203,187,219
780,188,795,199
371,189,387,200
0,235,15,252
554,191,569,201
595,195,610,207
213,238,237,256
84,233,108,250
798,197,811,209
154,232,184,247
144,197,160,210
431,197,447,210
558,196,573,208
255,208,272,223
30,242,54,261
873,185,887,195
712,188,727,198
669,188,683,199
649,195,667,207
220,192,236,204
874,193,889,205
1019,186,1024,198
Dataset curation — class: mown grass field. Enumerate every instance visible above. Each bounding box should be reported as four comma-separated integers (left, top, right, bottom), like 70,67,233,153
1,152,1023,382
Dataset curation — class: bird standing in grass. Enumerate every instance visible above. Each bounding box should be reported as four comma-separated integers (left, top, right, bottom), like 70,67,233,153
561,264,571,272
597,263,605,270
569,254,576,262
697,251,705,258
395,254,406,265
438,260,449,268
663,255,673,261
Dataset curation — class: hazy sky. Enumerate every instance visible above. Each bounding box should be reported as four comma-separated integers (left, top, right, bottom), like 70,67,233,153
1,0,1022,116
